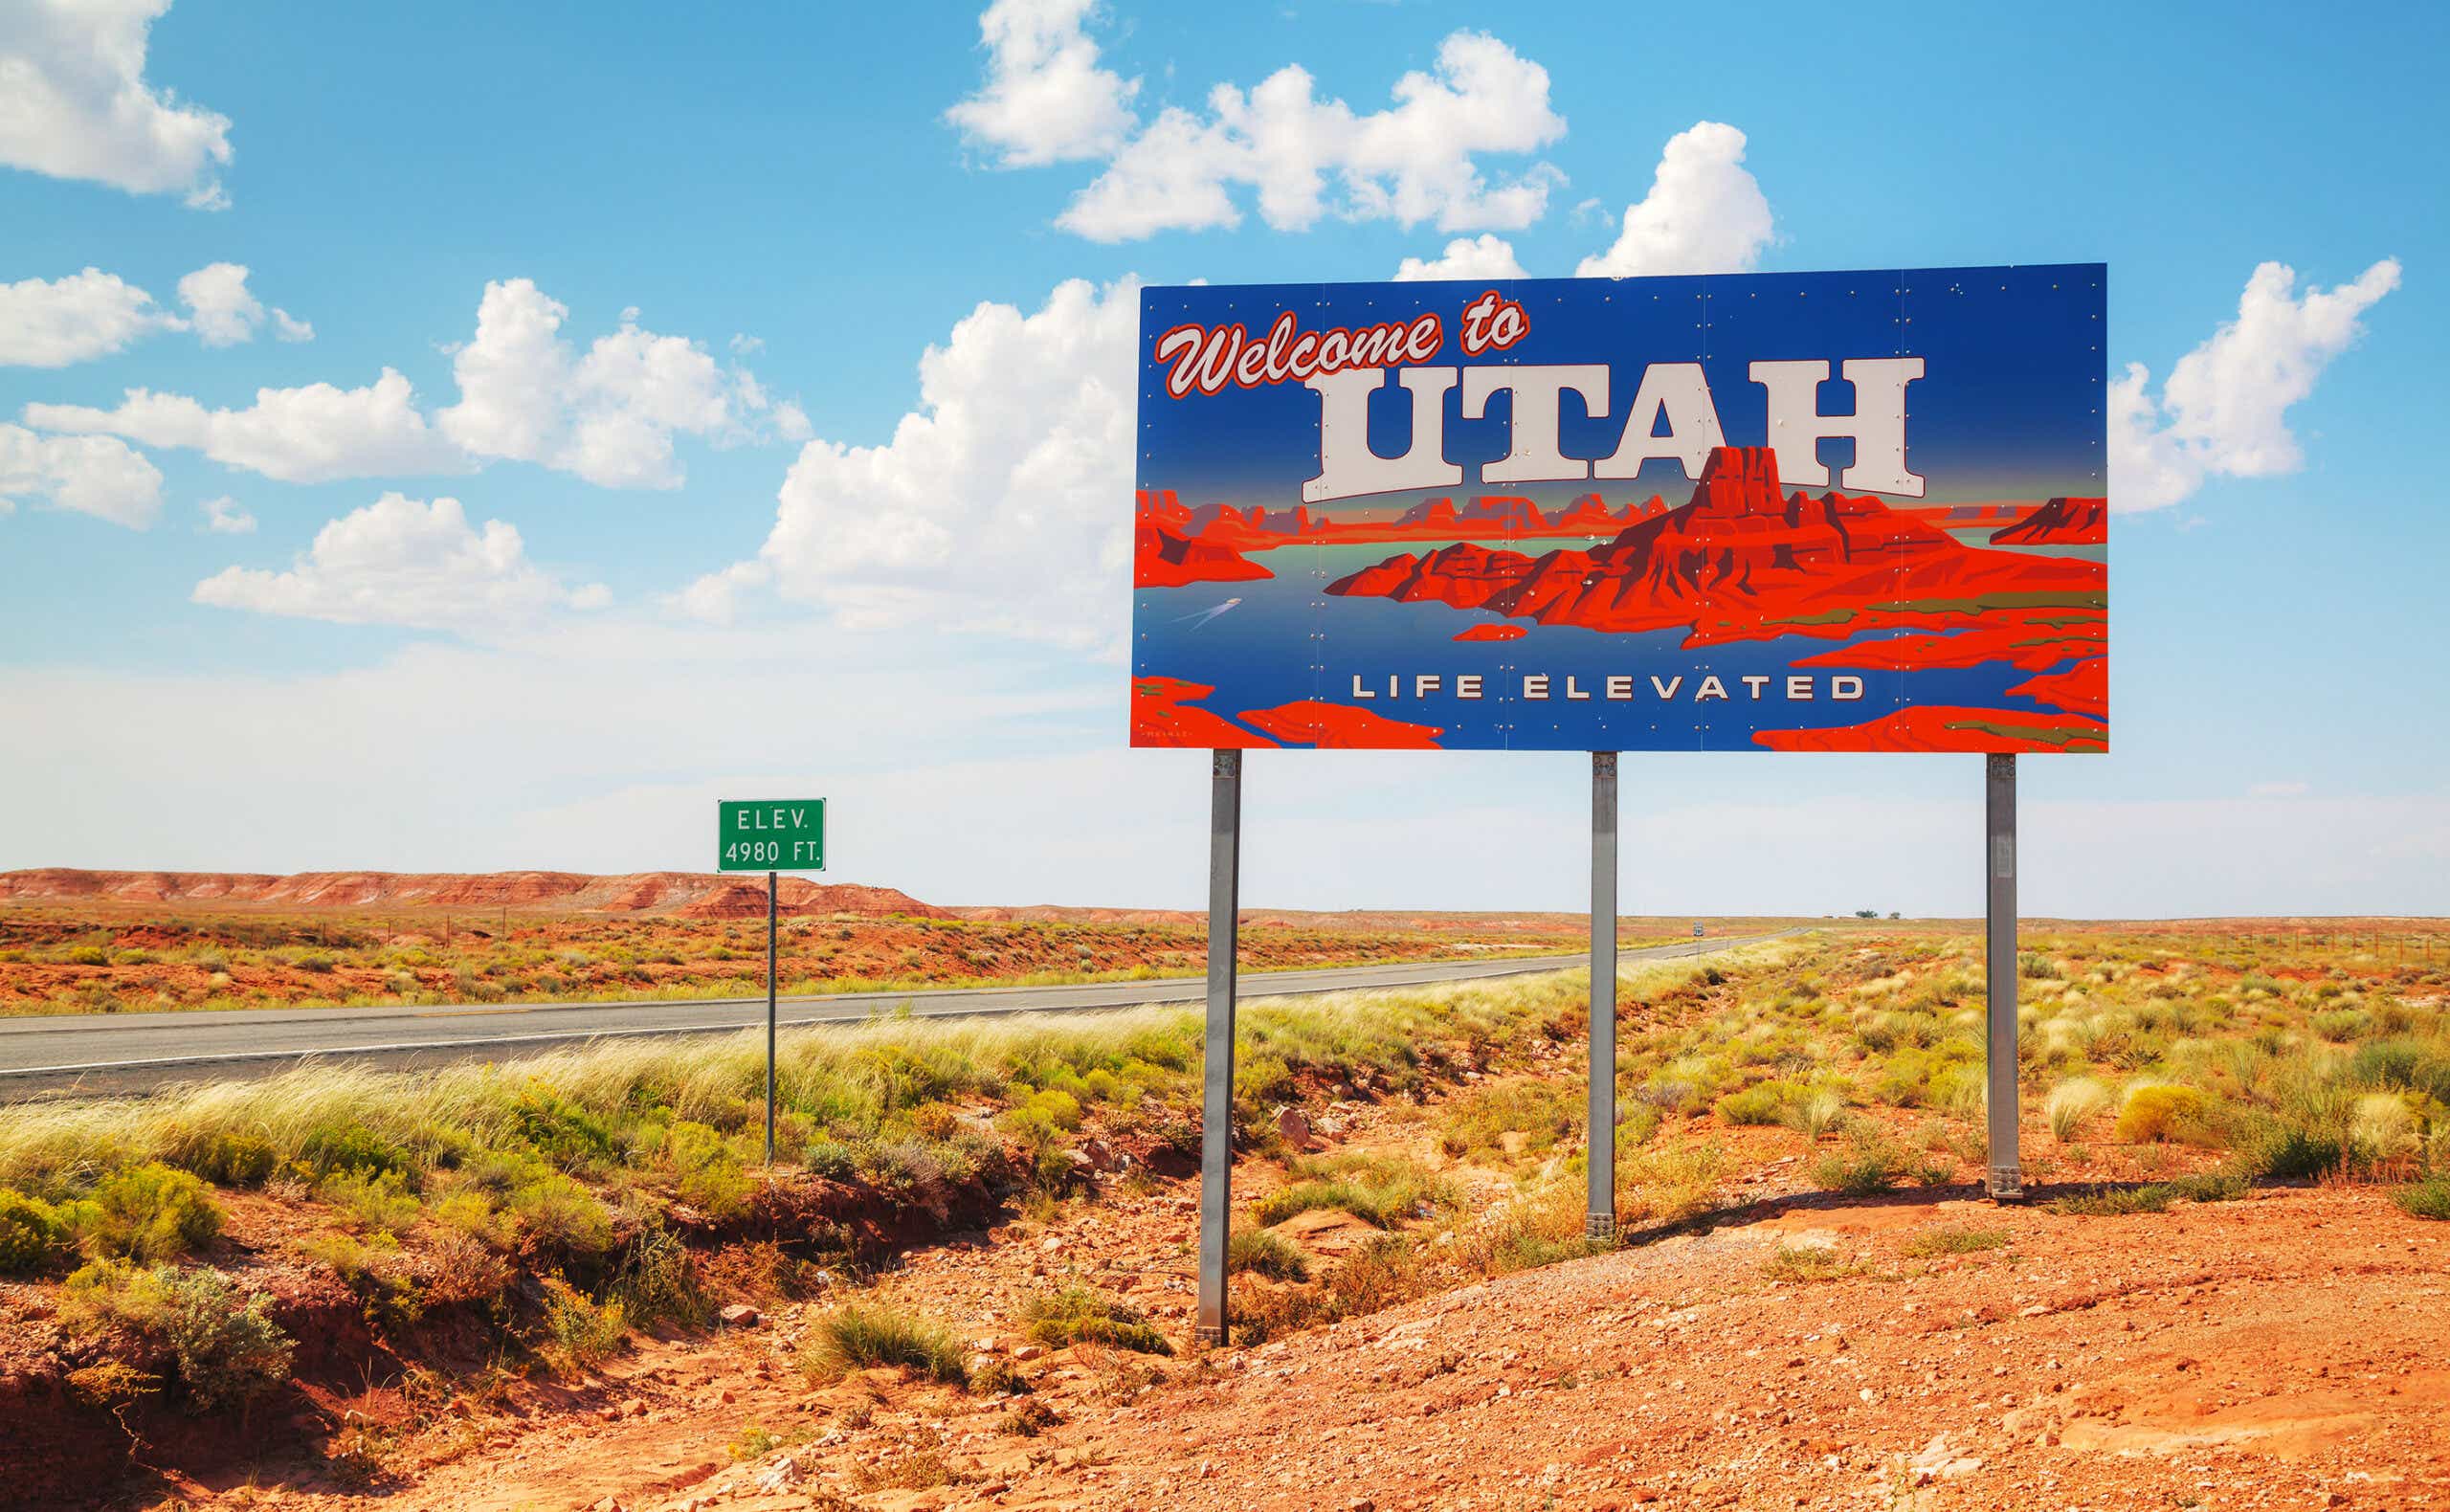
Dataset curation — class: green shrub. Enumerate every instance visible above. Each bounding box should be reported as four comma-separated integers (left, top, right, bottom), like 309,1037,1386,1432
181,1131,278,1188
78,1164,223,1264
157,1266,294,1412
665,1122,753,1218
503,1172,613,1256
1761,1242,1872,1281
2394,1179,2450,1221
1225,1226,1308,1281
540,1274,627,1367
2115,1084,2212,1144
1713,1082,1795,1126
509,1084,621,1168
1020,1285,1172,1356
298,1123,410,1179
2246,1125,2346,1181
0,1189,73,1274
322,1167,420,1236
807,1300,968,1386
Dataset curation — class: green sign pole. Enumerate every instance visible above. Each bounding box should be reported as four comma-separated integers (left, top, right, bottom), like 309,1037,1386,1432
718,800,825,1167
766,867,777,1165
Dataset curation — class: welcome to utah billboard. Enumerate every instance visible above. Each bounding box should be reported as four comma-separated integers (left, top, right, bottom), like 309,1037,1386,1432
1129,266,2106,753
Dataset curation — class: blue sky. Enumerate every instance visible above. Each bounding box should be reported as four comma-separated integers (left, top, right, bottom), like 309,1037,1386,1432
1,0,2442,916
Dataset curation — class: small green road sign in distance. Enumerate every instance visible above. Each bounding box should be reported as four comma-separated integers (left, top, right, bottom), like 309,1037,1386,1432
718,799,825,872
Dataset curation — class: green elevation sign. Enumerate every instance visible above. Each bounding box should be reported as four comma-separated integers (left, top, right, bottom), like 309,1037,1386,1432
717,799,825,872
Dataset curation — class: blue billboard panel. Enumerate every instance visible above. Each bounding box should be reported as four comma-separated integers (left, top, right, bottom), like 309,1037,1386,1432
1130,267,2105,753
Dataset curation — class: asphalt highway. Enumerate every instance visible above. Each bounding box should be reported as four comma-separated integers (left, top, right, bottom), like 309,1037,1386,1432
0,934,1783,1099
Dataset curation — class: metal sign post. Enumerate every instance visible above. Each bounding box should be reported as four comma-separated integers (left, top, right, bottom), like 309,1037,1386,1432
1587,752,1618,1240
1985,755,2023,1198
1195,749,1242,1345
766,868,778,1165
717,799,826,1169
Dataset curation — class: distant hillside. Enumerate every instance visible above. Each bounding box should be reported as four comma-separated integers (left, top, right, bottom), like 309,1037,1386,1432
0,869,947,919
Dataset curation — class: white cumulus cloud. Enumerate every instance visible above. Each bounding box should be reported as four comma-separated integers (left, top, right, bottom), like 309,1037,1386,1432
0,266,165,366
193,492,609,632
947,0,1139,167
1056,30,1566,242
1575,122,1773,278
0,419,162,526
0,0,234,207
27,368,461,484
436,278,794,489
198,493,252,533
174,260,310,346
21,278,791,488
1393,233,1526,282
2110,258,2400,514
679,277,1137,652
1,262,310,366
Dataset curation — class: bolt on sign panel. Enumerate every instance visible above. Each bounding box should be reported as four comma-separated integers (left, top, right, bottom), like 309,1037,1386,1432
1129,266,2106,753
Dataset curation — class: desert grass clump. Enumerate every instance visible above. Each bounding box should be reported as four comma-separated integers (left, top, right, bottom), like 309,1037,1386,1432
1900,1225,2010,1257
808,1299,969,1386
1459,1179,1603,1277
2348,1093,2421,1166
1760,1242,1872,1281
1020,1284,1172,1356
1225,1226,1309,1281
2046,1171,2246,1215
1437,1077,1581,1161
1253,1151,1454,1230
2045,1077,2115,1143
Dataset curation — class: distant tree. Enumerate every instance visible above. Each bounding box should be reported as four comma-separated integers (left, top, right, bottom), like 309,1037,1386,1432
1853,908,1880,919
1888,911,1901,920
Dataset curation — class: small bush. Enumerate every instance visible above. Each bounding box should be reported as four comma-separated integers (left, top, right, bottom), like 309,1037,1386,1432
157,1267,294,1412
2394,1179,2450,1221
1225,1226,1308,1281
1020,1285,1172,1356
0,1189,74,1274
322,1167,420,1236
181,1131,278,1188
2246,1125,2346,1181
1713,1082,1797,1126
78,1164,224,1264
1804,1135,1908,1196
808,1300,968,1386
665,1122,754,1218
2115,1084,2212,1144
540,1274,627,1367
298,1123,410,1179
503,1172,614,1256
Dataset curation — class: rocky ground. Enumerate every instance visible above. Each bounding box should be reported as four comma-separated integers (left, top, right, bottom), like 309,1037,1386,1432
132,1152,2447,1512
